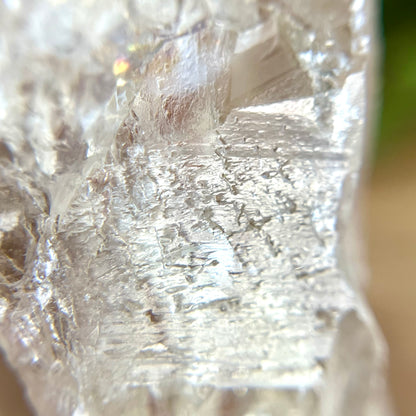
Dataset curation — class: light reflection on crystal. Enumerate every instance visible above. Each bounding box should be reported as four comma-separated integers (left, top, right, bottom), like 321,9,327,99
113,58,130,76
0,0,392,415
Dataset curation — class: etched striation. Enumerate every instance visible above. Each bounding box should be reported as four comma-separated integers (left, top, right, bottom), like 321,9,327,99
0,1,391,415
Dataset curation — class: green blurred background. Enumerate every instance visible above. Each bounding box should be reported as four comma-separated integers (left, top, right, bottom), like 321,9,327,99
367,2,416,416
377,0,416,156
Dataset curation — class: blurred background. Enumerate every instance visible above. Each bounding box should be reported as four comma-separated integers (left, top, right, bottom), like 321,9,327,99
0,0,415,414
366,0,416,415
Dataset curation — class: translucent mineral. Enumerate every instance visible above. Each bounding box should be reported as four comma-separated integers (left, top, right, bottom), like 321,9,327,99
0,0,391,415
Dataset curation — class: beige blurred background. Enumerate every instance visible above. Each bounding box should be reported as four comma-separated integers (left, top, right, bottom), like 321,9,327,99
366,141,416,416
1,0,415,415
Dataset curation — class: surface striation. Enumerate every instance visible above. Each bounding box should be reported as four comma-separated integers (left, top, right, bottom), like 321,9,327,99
0,0,391,415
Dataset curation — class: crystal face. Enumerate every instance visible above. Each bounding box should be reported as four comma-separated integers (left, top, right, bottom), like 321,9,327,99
0,1,390,415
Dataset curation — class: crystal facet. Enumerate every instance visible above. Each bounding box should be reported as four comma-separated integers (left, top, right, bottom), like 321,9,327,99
0,1,391,415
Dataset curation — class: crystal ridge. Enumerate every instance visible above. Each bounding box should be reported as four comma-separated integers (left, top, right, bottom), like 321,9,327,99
0,1,391,415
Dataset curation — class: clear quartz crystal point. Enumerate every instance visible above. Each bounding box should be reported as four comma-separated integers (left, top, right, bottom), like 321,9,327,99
0,0,391,415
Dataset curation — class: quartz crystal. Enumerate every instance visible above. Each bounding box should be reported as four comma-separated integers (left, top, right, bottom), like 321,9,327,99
0,0,391,415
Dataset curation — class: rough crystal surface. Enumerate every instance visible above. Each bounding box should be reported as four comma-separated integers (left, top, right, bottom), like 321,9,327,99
0,0,390,415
